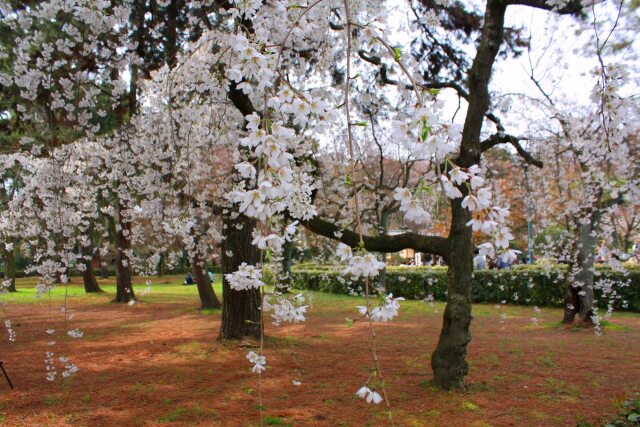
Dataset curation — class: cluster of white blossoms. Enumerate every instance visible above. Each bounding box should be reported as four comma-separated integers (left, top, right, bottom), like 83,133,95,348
393,106,460,161
251,221,298,251
35,281,55,299
591,63,630,144
227,33,274,95
59,356,79,378
67,328,84,339
393,188,431,225
358,294,406,323
338,246,384,281
263,293,308,326
0,280,11,295
246,351,267,374
229,0,263,20
5,320,15,342
2,0,131,139
356,385,383,404
225,263,265,291
228,112,319,222
467,205,509,234
433,163,516,263
45,351,56,382
341,251,386,279
225,36,331,223
441,164,489,210
393,103,518,264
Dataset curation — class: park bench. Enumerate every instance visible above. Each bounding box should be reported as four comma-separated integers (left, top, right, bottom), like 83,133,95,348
0,361,13,389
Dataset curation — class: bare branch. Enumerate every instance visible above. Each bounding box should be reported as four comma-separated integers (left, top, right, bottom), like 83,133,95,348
480,132,543,167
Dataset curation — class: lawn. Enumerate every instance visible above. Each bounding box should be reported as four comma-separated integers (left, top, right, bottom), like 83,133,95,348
0,276,638,426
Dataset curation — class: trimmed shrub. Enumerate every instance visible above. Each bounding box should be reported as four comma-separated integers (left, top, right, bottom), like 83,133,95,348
289,265,640,311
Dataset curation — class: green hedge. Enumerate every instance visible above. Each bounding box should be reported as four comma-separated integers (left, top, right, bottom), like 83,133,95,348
289,266,640,311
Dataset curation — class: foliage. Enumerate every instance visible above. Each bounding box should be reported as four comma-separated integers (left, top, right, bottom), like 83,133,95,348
288,265,640,311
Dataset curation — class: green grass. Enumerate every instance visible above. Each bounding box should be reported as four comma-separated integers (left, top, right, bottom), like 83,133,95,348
263,415,292,426
0,275,223,305
3,277,638,332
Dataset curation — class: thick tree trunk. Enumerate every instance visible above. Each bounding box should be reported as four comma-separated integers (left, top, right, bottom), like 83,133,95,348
218,213,261,340
192,256,221,310
563,218,597,326
429,0,507,391
81,244,102,293
2,246,16,292
431,199,473,390
114,201,135,303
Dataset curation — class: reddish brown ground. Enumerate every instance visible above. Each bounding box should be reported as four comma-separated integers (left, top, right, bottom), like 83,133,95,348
0,280,638,427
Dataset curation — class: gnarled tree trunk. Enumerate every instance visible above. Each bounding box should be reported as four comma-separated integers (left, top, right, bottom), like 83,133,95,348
218,213,261,340
431,199,473,390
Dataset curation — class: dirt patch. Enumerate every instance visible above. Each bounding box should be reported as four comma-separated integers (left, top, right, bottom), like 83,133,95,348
0,287,638,426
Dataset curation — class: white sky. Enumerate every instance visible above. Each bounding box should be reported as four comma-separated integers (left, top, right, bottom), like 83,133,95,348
438,2,639,133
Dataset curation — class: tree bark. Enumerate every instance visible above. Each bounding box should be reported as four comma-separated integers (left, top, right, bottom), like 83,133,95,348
192,254,221,310
431,199,473,390
2,246,16,292
563,216,598,326
428,0,506,390
218,213,261,340
157,252,164,277
81,244,102,293
114,200,135,303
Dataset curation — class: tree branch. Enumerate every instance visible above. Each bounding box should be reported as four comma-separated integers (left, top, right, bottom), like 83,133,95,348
505,0,585,15
302,216,450,258
480,132,543,168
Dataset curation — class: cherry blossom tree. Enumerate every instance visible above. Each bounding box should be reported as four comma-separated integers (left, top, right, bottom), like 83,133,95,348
0,0,633,402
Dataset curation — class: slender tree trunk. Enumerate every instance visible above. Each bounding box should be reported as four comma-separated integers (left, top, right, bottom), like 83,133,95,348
431,199,473,390
157,253,164,277
114,200,135,303
2,246,16,292
563,217,598,326
218,213,261,340
81,243,102,293
100,260,109,279
96,251,109,279
192,254,221,310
